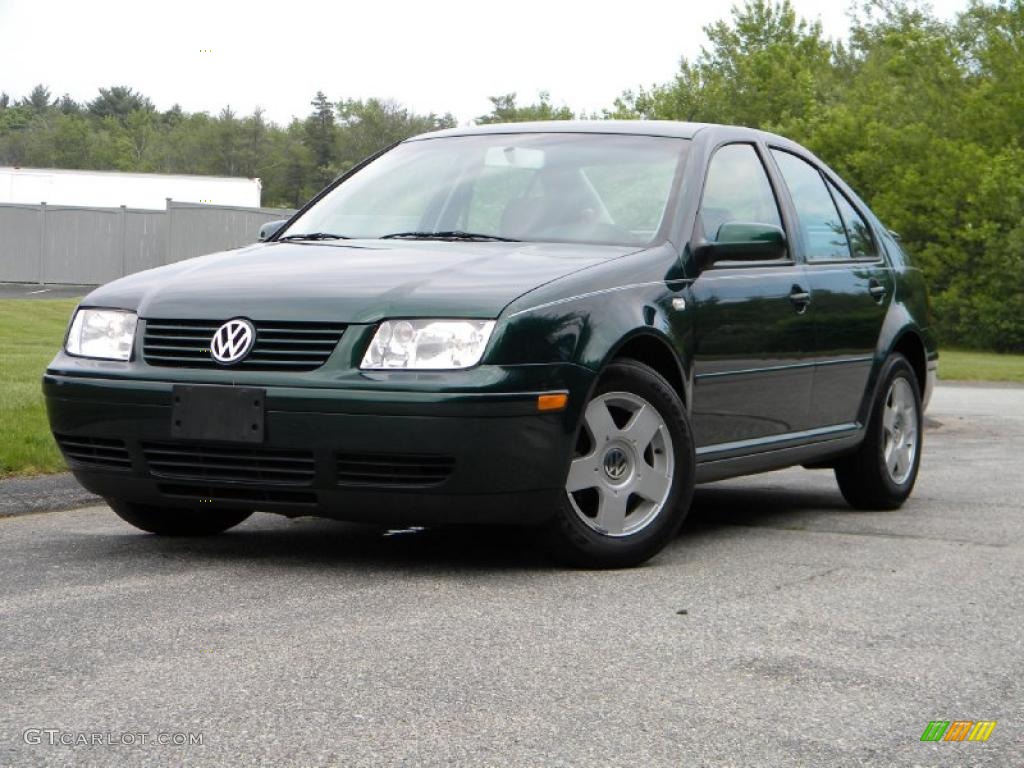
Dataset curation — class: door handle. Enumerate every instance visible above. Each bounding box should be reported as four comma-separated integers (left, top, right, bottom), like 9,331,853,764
868,279,888,303
789,285,811,313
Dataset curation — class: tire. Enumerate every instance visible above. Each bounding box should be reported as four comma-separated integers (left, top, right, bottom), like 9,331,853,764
544,359,695,568
834,353,922,510
107,499,253,536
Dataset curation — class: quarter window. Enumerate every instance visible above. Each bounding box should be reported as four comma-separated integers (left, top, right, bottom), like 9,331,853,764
699,144,781,241
827,179,877,259
771,150,848,261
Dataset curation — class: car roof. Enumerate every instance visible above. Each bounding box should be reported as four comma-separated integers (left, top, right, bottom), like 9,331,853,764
406,120,793,145
407,120,716,141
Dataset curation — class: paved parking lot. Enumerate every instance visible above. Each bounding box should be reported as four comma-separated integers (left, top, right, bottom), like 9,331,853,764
1,384,1021,766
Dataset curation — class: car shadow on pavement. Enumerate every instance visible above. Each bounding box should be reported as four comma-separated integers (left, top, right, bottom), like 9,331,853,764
78,481,854,571
90,516,559,572
683,483,852,537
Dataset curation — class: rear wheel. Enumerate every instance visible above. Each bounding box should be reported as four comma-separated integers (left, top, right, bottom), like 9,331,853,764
107,499,252,536
834,354,922,510
545,359,695,568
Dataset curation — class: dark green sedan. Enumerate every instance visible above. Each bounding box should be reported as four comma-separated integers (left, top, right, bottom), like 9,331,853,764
44,121,937,568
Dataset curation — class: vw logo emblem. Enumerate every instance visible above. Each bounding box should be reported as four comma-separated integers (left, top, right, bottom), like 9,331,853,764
603,447,630,482
210,318,255,364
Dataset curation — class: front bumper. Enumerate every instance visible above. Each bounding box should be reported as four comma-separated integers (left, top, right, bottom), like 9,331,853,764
43,363,594,526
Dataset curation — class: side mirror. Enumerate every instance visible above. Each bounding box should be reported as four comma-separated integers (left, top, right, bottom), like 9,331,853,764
694,222,788,271
258,219,287,242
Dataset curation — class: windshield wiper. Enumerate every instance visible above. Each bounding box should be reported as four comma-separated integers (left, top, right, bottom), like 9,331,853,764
277,232,350,241
380,230,520,242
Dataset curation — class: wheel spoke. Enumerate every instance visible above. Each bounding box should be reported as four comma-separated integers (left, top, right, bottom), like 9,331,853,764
903,421,917,448
883,433,895,466
595,488,629,535
634,468,671,503
898,442,913,477
584,398,618,444
882,404,897,433
888,450,902,477
890,438,911,478
622,404,662,449
566,452,601,492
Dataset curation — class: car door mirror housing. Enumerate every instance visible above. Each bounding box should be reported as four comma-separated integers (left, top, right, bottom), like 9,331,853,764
695,222,788,270
258,219,288,242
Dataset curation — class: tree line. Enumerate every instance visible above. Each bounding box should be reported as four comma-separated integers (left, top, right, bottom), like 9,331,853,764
1,0,1021,351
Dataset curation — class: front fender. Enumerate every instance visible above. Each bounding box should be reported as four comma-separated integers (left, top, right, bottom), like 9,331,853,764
489,280,695,412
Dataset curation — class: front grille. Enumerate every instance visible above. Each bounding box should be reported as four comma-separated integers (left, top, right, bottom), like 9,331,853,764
55,435,132,471
143,443,315,486
143,319,345,371
158,483,318,506
336,452,455,487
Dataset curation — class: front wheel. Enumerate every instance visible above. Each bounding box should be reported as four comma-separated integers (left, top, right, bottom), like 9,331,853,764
107,499,253,536
834,353,922,510
544,359,695,568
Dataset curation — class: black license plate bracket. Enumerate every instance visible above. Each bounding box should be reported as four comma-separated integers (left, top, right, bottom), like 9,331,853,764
171,385,265,443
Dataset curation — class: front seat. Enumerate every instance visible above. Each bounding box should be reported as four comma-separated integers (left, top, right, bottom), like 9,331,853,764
500,197,549,240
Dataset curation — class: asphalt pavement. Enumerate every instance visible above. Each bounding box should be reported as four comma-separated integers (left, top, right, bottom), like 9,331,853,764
0,282,94,300
1,384,1021,767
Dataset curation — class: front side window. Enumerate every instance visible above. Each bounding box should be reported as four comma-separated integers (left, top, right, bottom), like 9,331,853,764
698,143,782,241
771,150,849,261
283,133,688,247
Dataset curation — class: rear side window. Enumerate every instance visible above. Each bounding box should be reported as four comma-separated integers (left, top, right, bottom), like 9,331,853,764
770,150,848,261
826,179,877,259
699,144,781,241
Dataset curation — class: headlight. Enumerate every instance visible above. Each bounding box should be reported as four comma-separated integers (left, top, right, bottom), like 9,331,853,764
65,308,138,361
361,319,496,370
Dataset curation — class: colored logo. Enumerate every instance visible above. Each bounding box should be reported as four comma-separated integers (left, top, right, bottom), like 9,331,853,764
921,720,997,742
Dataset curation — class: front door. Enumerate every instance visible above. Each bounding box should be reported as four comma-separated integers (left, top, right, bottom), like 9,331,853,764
691,143,816,453
768,149,891,427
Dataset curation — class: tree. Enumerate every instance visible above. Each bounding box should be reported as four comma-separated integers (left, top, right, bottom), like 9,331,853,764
57,94,80,115
304,91,338,187
621,0,835,130
20,84,55,114
476,92,575,123
336,98,455,173
87,86,154,123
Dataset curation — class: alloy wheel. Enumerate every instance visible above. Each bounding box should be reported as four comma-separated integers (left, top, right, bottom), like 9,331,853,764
882,378,918,484
566,391,674,537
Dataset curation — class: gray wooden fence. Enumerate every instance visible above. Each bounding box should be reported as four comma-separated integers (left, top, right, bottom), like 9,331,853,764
0,200,294,285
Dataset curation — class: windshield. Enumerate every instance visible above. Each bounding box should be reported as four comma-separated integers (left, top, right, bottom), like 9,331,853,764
282,133,689,247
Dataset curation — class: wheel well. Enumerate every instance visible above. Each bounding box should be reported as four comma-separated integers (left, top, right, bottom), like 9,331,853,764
892,332,927,397
612,335,686,405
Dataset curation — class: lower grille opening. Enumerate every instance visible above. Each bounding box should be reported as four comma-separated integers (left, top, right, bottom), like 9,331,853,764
336,452,455,487
158,483,317,506
142,443,315,486
55,435,132,471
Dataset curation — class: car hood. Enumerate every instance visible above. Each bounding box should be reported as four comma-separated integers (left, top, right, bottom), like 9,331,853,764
85,239,637,323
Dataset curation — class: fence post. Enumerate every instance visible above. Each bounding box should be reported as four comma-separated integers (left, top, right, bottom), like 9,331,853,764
38,201,46,284
119,205,128,277
165,197,172,265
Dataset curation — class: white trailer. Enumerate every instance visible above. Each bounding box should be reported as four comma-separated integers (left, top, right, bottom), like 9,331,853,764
0,167,262,209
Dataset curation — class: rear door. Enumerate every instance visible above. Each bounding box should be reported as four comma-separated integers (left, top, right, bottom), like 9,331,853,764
691,143,815,452
768,149,892,428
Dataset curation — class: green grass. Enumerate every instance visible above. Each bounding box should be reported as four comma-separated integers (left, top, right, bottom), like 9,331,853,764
0,298,1021,477
939,348,1024,383
0,298,78,477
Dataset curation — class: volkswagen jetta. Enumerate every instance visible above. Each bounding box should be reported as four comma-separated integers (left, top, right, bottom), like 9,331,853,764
44,121,937,567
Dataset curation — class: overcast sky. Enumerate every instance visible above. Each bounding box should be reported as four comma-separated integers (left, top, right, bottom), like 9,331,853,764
0,0,970,125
